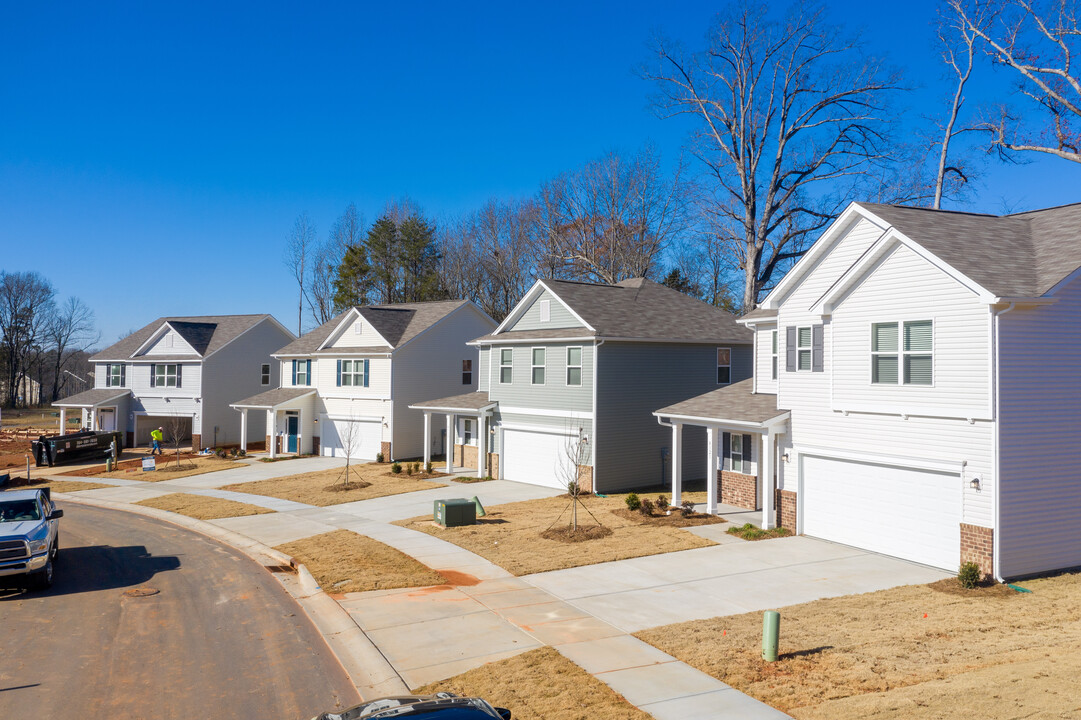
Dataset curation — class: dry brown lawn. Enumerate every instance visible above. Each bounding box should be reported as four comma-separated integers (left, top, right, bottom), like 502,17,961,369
2,477,114,493
394,491,717,576
222,463,444,507
59,455,238,481
635,572,1081,719
414,647,650,720
275,529,445,593
136,493,275,520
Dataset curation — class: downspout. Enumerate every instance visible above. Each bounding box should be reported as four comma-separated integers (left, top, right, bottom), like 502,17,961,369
591,339,604,491
992,302,1016,584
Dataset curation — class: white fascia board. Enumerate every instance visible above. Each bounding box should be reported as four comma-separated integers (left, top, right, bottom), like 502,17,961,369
735,317,778,328
496,405,594,420
760,203,881,310
323,414,383,422
793,444,964,474
828,402,993,422
408,402,498,413
317,308,393,351
130,321,175,358
499,422,580,436
651,410,790,432
468,336,595,346
229,389,317,410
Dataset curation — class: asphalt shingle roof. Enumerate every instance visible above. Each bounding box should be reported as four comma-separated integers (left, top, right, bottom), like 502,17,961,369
274,300,471,356
654,379,789,424
410,391,495,412
91,315,281,362
53,388,132,407
857,202,1081,297
230,387,316,408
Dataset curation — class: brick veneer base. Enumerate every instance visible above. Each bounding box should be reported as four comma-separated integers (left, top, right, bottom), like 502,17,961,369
576,465,593,493
311,436,320,455
453,444,479,469
266,435,272,453
776,489,797,531
380,442,392,461
487,453,499,480
191,434,201,450
960,523,994,579
719,470,757,509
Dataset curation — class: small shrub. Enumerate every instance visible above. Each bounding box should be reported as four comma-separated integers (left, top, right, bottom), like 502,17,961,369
680,499,696,517
657,494,669,510
391,462,402,474
425,461,432,474
625,492,641,512
405,463,414,475
412,462,420,474
237,448,246,458
639,498,655,516
215,447,227,459
567,480,580,496
376,452,384,463
958,561,982,589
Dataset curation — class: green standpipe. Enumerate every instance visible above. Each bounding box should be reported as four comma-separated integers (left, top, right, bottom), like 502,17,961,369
472,496,486,517
762,611,780,662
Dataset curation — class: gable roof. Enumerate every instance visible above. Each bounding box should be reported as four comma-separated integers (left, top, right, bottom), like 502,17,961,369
275,300,477,356
855,202,1081,298
91,315,284,362
481,278,750,344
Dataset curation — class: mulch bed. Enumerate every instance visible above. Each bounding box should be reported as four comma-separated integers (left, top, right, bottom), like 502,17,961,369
540,524,614,543
928,577,1018,598
612,507,725,528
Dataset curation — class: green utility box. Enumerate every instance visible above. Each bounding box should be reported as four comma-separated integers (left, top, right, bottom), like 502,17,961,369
434,498,477,527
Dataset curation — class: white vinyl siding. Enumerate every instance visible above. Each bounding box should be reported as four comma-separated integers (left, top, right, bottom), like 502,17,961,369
143,330,198,356
511,289,584,331
327,315,391,349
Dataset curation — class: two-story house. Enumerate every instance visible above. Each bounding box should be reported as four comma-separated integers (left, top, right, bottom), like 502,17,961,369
54,315,294,449
656,201,1081,581
231,300,495,460
411,278,752,490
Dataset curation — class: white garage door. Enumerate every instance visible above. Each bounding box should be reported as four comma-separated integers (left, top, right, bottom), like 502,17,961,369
802,455,961,571
502,428,568,490
321,416,381,460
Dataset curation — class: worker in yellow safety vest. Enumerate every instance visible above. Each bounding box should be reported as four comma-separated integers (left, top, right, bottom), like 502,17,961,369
150,427,164,455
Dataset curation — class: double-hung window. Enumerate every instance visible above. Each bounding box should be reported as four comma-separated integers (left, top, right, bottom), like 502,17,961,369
771,330,778,380
531,348,546,385
566,347,582,386
260,363,271,386
797,327,812,371
717,348,731,384
499,349,512,384
152,364,180,388
730,433,744,473
292,359,312,386
462,360,472,385
107,364,126,388
872,320,933,385
462,418,474,445
338,359,367,387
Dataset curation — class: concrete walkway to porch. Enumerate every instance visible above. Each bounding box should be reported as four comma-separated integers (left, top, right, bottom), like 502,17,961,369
46,460,947,719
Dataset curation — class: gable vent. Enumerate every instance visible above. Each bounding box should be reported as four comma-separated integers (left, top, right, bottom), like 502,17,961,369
354,322,363,335
539,300,551,323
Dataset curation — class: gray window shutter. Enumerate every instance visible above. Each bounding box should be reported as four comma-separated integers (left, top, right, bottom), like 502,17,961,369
150,364,156,388
291,360,297,385
121,365,126,386
721,431,730,472
176,365,182,388
812,324,824,372
785,327,796,371
306,360,312,385
742,433,752,467
363,359,370,387
336,359,341,387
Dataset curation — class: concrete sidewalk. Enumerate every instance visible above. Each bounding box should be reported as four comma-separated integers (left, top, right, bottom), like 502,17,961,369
47,460,945,719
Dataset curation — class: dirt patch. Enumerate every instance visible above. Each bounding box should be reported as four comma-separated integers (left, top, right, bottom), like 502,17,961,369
611,507,725,528
540,524,614,542
59,454,238,481
635,571,1081,719
1,476,113,493
136,493,275,520
322,480,372,492
414,646,649,720
275,529,445,593
223,464,443,507
395,491,716,575
927,577,1017,598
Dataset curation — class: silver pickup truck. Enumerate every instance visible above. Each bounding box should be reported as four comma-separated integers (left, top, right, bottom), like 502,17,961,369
0,488,62,590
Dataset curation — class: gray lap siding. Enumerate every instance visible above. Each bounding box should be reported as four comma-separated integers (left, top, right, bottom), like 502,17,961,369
595,342,752,492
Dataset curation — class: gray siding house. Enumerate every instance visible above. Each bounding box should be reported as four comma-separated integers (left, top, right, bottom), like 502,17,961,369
412,278,751,491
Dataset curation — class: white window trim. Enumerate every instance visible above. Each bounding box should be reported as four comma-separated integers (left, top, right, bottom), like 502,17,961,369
339,359,366,387
869,319,935,387
260,363,271,386
107,363,125,388
771,330,778,380
460,417,476,446
566,346,582,387
154,364,179,387
797,326,812,372
716,347,732,385
499,348,512,384
531,347,546,386
730,432,743,473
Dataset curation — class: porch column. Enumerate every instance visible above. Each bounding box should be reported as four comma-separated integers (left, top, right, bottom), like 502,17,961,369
477,413,487,478
706,426,719,515
423,412,432,467
670,422,683,508
761,428,776,529
445,413,455,470
59,408,67,434
268,409,277,459
240,409,248,452
90,407,98,432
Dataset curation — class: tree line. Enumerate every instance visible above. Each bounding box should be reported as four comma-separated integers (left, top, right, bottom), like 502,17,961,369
0,271,99,408
285,0,1080,331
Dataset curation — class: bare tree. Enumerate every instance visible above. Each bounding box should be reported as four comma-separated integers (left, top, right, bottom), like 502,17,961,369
556,425,592,531
644,0,902,309
45,296,99,402
165,413,190,469
534,147,688,284
284,212,317,335
310,204,365,325
334,415,371,489
0,271,56,407
952,0,1081,163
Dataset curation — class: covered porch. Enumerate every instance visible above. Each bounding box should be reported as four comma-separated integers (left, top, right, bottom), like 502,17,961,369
409,391,496,479
231,388,317,458
53,388,132,444
654,379,789,529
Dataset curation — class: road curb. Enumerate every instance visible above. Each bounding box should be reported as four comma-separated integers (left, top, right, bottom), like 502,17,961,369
56,493,410,700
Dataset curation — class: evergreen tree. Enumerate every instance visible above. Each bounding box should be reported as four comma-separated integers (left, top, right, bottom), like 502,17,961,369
398,215,442,301
661,268,696,295
365,216,401,303
332,243,373,311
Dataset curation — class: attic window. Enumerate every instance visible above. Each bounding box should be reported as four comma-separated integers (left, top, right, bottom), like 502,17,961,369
539,300,551,323
354,322,363,335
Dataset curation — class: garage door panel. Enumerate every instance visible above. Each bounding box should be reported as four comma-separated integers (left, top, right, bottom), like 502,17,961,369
502,429,567,490
321,416,380,460
802,455,960,571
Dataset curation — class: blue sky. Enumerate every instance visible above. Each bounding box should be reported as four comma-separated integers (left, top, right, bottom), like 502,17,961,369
2,1,1078,344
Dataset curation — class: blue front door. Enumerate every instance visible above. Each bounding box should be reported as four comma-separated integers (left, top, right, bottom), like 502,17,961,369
287,415,299,453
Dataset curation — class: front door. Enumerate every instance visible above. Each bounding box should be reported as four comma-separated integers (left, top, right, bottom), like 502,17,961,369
286,414,299,453
98,408,116,432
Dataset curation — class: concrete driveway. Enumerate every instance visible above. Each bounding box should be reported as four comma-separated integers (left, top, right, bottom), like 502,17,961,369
524,532,951,633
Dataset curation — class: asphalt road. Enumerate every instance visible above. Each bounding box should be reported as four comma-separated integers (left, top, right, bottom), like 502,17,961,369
0,502,362,719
